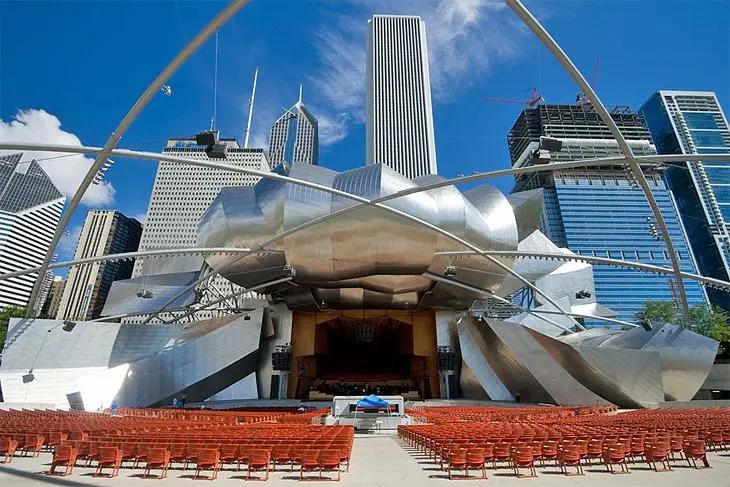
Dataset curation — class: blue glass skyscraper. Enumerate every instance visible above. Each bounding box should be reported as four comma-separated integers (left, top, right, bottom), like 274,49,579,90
508,104,708,325
641,91,730,310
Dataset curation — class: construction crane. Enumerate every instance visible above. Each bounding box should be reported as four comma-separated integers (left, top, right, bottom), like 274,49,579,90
576,60,600,106
485,88,544,108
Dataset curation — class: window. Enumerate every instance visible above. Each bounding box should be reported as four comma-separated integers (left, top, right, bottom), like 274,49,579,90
684,112,718,130
691,130,726,147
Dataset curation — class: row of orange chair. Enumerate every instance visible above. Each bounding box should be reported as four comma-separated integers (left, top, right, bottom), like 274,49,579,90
399,406,727,479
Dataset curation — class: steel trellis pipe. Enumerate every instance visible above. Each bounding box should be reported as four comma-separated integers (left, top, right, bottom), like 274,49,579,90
23,0,251,318
505,0,691,324
4,144,729,323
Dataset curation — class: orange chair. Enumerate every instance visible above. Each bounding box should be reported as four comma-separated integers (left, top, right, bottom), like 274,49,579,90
144,448,171,479
319,450,342,481
23,434,45,457
194,448,221,480
541,441,559,467
48,445,78,476
585,439,603,465
446,449,468,480
236,446,252,471
300,449,320,480
512,446,536,478
493,443,512,469
47,432,67,448
684,440,711,469
271,446,292,471
247,449,271,481
95,446,123,477
602,444,630,474
559,445,584,476
0,438,18,463
219,444,239,470
168,443,186,467
645,442,672,472
466,448,487,479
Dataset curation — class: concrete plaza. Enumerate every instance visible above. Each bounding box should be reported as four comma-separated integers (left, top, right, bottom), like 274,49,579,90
1,433,729,486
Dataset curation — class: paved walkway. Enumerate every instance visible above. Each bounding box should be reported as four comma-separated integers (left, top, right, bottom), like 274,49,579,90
1,434,729,486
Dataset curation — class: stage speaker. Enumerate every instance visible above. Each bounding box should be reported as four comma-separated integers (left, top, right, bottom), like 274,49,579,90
269,374,281,399
446,374,458,399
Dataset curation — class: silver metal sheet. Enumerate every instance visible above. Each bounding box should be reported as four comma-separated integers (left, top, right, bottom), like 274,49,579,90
197,163,520,308
600,323,718,401
507,188,544,241
528,327,664,407
101,271,200,316
0,313,265,408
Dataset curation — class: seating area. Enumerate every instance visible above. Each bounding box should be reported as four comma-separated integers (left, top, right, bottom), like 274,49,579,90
399,405,729,480
0,408,353,481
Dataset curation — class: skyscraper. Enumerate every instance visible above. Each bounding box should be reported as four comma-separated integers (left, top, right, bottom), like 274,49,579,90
40,276,65,319
641,91,730,310
0,153,65,310
56,210,142,320
268,89,318,168
366,15,437,179
508,104,708,324
131,135,269,279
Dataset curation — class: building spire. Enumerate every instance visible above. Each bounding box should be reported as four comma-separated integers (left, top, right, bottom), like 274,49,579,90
298,84,303,104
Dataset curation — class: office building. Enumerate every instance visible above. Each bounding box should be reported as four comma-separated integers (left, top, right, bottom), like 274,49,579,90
40,276,65,318
268,90,318,167
366,15,437,178
641,91,730,310
131,135,270,279
56,210,142,320
0,153,65,310
508,104,708,324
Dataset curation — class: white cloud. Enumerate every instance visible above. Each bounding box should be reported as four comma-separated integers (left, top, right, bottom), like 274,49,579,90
317,110,351,146
312,0,525,144
0,109,116,206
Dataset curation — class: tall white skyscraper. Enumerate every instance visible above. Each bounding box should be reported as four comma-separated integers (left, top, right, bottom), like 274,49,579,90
0,153,65,309
56,210,142,320
132,136,270,279
366,14,438,179
269,90,318,168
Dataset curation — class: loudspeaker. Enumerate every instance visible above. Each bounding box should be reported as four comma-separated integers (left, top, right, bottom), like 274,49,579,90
446,373,459,399
269,374,281,399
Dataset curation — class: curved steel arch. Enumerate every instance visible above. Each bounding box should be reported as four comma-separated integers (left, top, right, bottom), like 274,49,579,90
506,0,691,323
23,0,251,318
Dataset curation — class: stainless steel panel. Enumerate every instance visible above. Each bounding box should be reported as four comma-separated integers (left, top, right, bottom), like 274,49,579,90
101,271,199,316
197,163,521,308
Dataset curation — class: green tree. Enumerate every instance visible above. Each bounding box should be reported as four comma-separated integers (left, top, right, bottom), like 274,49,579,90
689,304,730,355
0,306,26,353
634,300,678,326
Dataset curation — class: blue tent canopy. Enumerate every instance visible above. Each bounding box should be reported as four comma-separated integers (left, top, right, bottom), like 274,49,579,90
356,394,390,408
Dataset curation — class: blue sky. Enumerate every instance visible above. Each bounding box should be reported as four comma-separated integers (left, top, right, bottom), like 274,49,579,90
1,0,729,266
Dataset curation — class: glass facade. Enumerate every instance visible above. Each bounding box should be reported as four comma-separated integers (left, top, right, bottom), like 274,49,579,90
509,104,708,327
641,91,730,310
544,173,707,325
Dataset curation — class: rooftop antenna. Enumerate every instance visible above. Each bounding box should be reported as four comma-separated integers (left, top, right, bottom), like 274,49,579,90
298,84,303,104
210,32,219,131
243,66,259,148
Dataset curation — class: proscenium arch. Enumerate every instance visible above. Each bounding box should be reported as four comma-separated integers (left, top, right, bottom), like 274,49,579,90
505,0,691,324
22,0,252,318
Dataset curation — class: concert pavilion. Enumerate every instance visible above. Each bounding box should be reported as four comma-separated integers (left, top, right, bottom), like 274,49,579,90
0,0,725,414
